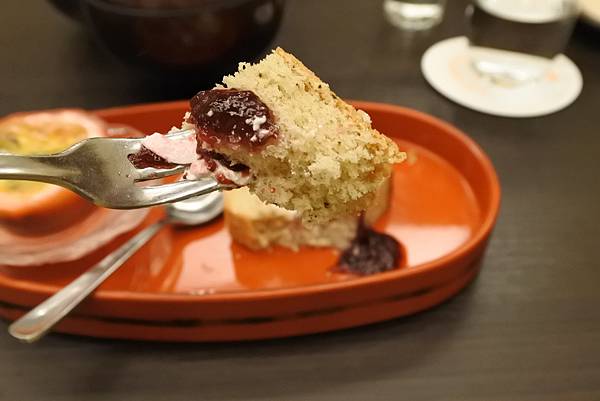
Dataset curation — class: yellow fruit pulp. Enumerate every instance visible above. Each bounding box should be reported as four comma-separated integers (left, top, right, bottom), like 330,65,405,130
0,121,88,193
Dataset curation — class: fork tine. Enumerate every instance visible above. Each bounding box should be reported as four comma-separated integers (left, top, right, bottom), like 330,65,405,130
86,136,143,153
133,165,188,181
138,179,226,207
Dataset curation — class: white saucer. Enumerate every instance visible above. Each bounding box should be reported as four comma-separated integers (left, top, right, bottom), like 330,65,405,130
421,36,583,118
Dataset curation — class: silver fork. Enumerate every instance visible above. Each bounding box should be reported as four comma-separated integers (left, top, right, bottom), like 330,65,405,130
0,129,228,208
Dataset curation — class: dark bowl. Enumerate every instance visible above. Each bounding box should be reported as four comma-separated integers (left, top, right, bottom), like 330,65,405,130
79,0,284,81
47,0,84,21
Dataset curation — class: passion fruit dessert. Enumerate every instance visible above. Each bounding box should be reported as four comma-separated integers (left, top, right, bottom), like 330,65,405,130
0,110,106,236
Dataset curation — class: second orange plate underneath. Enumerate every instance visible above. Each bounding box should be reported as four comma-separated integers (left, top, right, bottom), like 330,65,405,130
0,101,500,342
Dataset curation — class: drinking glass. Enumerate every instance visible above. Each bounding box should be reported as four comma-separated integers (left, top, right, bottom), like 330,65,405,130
383,0,447,30
467,0,579,86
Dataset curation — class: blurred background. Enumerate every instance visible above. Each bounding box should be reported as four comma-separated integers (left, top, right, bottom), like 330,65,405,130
2,0,598,115
0,2,484,108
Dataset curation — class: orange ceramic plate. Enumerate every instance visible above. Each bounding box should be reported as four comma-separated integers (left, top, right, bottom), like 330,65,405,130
0,101,500,342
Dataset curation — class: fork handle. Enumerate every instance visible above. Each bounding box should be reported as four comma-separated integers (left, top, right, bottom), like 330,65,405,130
0,154,73,185
8,218,169,343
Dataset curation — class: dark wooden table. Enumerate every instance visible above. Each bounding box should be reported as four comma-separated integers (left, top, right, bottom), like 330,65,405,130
2,1,600,400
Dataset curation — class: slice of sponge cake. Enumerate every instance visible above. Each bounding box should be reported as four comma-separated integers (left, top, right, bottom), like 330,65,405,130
224,174,392,251
201,48,404,223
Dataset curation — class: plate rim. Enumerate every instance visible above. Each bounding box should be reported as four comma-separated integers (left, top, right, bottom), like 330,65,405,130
0,100,501,304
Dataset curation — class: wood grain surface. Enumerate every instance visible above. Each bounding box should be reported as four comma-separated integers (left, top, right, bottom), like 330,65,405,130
1,1,600,400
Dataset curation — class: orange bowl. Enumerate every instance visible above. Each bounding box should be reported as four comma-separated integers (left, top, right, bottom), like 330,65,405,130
0,100,500,341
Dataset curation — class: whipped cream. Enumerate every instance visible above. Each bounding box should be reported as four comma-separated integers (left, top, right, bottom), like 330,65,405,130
142,133,198,164
141,131,251,187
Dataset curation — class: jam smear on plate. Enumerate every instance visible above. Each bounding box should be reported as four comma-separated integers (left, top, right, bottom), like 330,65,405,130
336,221,401,275
189,89,278,150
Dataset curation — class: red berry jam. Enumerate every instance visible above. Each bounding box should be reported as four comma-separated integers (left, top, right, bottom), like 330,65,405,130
337,222,401,275
197,149,249,173
189,89,278,150
128,146,176,169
